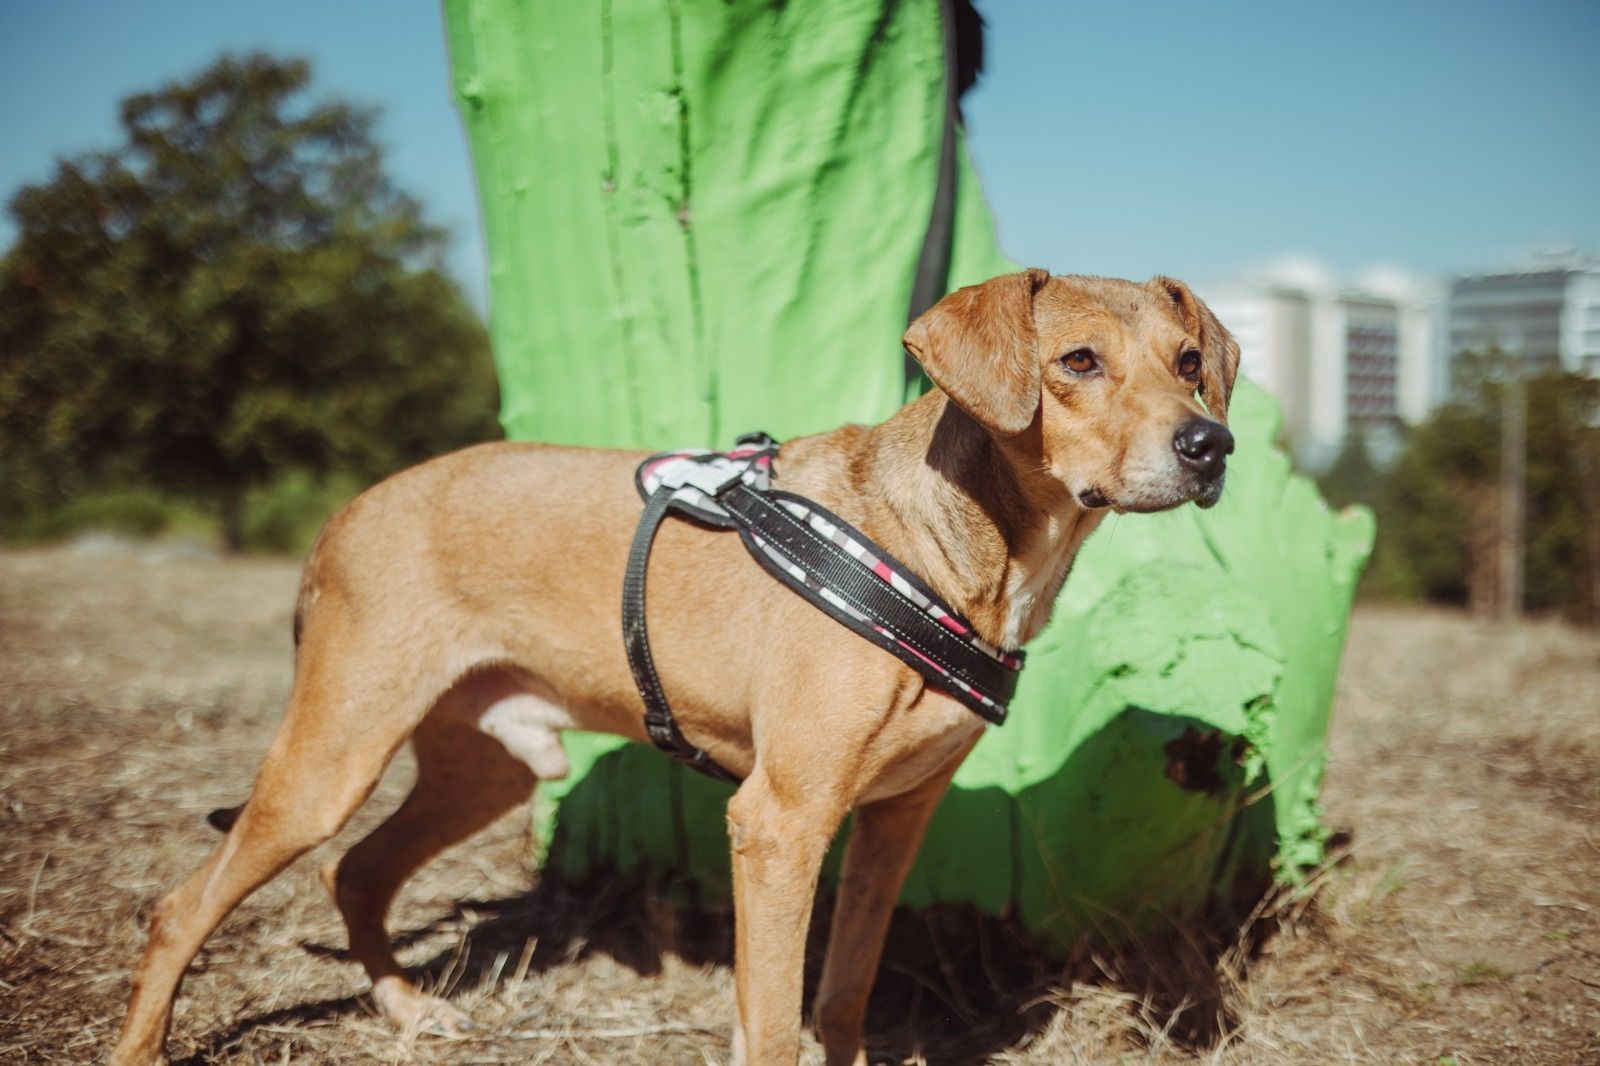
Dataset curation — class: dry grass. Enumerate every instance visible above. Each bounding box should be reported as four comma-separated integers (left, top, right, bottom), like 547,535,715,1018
1,543,1597,1064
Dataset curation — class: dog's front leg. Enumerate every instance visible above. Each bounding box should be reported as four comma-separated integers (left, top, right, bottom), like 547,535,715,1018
726,767,848,1065
813,736,976,1066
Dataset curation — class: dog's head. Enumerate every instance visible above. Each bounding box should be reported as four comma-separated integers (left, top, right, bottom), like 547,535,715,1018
903,269,1241,513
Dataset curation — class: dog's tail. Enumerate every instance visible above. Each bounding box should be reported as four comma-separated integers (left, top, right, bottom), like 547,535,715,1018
206,803,245,833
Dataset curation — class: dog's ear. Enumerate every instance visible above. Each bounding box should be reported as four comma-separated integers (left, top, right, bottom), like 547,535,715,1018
1152,276,1241,424
902,268,1051,436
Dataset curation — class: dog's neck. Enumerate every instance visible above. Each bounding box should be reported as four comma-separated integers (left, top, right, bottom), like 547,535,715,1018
853,390,1106,651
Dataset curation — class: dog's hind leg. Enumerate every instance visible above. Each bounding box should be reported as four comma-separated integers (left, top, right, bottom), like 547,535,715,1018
110,623,438,1066
320,688,537,1035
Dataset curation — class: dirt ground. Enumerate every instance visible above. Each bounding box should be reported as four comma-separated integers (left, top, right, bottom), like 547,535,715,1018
1,544,1597,1065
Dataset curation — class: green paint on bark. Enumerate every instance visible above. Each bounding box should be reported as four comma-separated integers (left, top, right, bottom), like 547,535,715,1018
444,0,1372,952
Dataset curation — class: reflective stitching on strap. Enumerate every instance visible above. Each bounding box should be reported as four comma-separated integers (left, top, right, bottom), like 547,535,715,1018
726,486,1004,708
721,483,1020,705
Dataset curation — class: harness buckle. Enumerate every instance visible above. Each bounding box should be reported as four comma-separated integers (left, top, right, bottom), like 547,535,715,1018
679,460,747,497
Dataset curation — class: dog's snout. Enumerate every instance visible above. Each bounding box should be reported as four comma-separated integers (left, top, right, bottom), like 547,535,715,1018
1172,419,1234,476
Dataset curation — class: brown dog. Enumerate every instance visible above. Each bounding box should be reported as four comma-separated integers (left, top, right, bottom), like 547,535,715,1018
110,270,1239,1066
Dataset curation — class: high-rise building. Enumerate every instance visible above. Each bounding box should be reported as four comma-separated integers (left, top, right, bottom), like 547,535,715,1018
1444,255,1600,381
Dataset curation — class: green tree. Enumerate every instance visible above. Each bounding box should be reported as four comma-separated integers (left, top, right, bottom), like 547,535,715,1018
1371,403,1488,606
1338,352,1599,621
1521,372,1600,618
1318,427,1383,511
0,53,498,548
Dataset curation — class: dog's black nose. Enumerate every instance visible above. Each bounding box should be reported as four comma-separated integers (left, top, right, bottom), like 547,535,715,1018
1173,419,1234,476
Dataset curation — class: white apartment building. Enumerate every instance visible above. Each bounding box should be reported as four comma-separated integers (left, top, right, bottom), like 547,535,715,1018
1444,256,1600,381
1201,264,1439,471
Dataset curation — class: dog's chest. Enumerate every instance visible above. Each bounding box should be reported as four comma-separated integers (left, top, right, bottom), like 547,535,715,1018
1000,519,1078,647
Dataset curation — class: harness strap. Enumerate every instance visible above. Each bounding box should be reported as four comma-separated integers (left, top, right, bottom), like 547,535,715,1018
621,486,742,783
717,485,1015,720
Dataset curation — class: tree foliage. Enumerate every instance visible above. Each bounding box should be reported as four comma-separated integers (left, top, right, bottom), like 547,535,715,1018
1317,427,1382,512
1330,353,1600,622
0,53,498,547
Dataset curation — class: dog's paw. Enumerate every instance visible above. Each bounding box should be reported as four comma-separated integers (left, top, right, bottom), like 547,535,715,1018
418,1003,476,1039
372,976,475,1038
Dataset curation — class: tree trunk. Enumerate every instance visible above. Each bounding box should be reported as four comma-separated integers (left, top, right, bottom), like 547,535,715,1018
220,488,246,553
1498,372,1525,622
1466,484,1500,617
1572,430,1600,625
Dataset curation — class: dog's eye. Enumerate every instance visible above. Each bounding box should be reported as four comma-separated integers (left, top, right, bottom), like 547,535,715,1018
1178,349,1202,382
1060,348,1098,375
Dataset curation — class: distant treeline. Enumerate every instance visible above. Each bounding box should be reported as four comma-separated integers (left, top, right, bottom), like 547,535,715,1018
1320,354,1599,623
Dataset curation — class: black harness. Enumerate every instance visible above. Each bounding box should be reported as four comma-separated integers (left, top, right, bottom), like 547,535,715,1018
622,432,1024,782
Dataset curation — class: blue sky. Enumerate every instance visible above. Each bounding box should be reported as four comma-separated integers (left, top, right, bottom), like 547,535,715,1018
3,1,1597,311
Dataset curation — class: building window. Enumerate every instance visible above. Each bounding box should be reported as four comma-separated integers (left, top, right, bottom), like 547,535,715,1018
1346,322,1399,430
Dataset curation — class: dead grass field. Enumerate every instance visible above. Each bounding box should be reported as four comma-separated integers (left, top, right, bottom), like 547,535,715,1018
1,544,1597,1064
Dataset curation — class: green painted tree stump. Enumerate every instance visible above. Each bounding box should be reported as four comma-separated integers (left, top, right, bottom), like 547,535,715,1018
444,0,1373,952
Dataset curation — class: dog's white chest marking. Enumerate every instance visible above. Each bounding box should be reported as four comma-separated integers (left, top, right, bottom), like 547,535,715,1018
476,694,575,780
1002,515,1078,648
